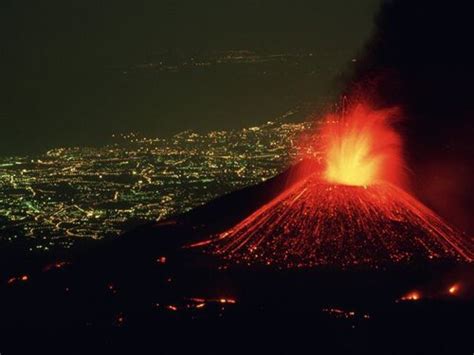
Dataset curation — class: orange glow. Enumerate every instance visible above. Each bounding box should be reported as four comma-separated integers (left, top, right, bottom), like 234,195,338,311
448,283,460,295
7,274,29,285
189,297,206,303
42,261,71,272
187,297,237,307
156,256,167,264
321,103,403,187
401,291,421,301
219,298,236,304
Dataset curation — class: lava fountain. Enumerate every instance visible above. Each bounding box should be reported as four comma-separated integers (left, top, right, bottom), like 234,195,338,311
189,103,474,268
321,104,404,187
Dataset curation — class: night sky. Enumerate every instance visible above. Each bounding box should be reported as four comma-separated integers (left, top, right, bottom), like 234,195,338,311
1,0,381,155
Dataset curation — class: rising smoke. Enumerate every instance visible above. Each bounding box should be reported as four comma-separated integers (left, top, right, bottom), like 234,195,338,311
345,0,474,234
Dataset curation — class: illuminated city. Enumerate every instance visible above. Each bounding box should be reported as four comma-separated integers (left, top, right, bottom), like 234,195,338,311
0,119,312,252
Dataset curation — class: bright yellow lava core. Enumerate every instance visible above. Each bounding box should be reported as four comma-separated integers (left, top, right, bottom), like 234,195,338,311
321,103,402,187
324,131,380,186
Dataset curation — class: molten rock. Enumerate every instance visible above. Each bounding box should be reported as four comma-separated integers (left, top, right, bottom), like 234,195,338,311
193,175,474,268
189,103,474,268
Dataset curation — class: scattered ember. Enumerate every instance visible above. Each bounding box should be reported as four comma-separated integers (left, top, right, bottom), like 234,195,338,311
42,261,71,272
322,308,370,320
7,275,29,285
114,313,125,326
7,277,16,284
156,256,167,264
187,297,237,306
107,283,118,294
188,297,206,302
219,298,236,304
161,297,238,313
400,291,421,301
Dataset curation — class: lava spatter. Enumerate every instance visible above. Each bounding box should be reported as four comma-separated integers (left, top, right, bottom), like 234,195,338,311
195,176,474,268
188,103,474,268
321,103,404,187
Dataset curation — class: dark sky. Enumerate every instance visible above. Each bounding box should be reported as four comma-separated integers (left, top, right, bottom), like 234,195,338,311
1,0,381,155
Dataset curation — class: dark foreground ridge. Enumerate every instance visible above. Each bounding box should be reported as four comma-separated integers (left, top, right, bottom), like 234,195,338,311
1,161,474,354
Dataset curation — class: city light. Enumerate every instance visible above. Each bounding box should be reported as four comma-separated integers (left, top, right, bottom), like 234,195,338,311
0,120,313,253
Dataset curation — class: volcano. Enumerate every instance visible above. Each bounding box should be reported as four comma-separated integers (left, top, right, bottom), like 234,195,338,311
190,173,474,268
188,103,474,268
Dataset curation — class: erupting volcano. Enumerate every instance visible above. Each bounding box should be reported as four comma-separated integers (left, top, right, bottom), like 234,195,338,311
190,103,474,268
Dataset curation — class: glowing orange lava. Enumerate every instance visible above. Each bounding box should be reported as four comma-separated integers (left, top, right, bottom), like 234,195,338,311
187,101,474,268
321,103,404,187
448,283,460,295
401,291,421,301
7,274,30,285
